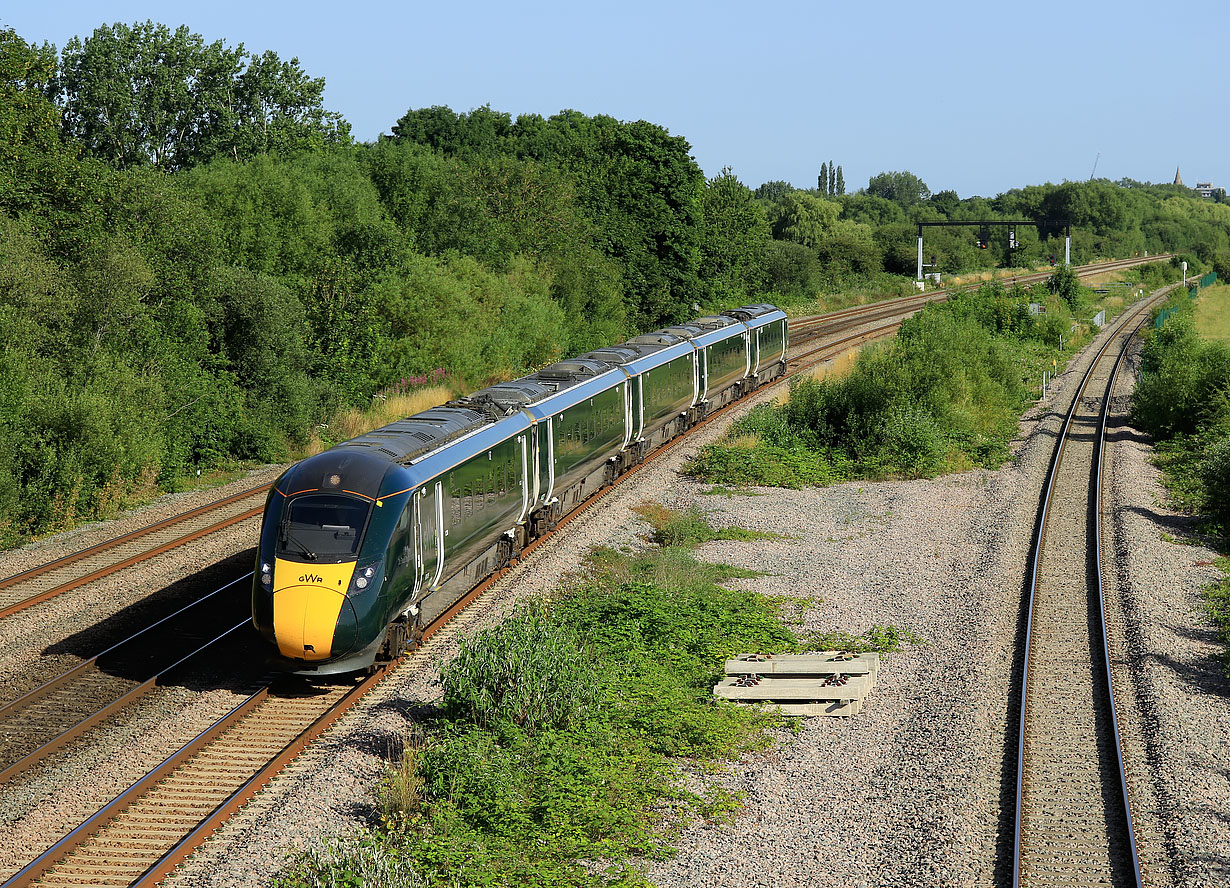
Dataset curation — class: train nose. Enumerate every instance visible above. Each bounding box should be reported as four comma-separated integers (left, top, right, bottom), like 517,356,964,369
270,559,359,661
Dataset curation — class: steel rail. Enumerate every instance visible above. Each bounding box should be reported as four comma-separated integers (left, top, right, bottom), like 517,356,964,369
0,620,249,786
0,488,264,592
1011,288,1169,887
0,503,264,621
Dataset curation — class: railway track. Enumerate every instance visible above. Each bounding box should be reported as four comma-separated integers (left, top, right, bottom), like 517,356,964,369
0,488,266,621
0,577,251,786
0,253,1170,887
1011,286,1175,887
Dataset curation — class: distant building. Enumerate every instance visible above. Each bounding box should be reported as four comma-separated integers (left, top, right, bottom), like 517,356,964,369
1195,182,1226,199
1174,166,1184,186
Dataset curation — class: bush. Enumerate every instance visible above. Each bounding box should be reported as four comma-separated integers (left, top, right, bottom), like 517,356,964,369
439,603,600,732
1201,435,1230,528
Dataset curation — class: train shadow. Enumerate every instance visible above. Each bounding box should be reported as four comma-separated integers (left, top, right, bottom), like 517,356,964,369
41,547,259,691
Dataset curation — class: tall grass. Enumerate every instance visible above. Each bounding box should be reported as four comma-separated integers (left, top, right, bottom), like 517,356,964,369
439,602,600,732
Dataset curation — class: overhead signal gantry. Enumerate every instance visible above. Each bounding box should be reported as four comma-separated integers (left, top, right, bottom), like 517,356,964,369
915,220,1072,281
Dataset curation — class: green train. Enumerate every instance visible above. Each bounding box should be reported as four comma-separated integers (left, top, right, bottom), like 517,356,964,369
252,304,787,673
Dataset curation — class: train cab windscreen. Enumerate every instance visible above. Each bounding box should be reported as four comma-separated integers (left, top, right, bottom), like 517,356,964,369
278,494,370,561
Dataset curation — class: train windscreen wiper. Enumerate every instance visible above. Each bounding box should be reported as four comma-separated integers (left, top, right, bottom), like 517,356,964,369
280,526,318,561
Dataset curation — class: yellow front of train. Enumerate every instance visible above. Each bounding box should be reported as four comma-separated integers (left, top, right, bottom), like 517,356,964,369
252,450,397,674
268,559,357,660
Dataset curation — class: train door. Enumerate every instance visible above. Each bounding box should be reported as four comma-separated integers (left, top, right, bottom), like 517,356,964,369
416,482,443,596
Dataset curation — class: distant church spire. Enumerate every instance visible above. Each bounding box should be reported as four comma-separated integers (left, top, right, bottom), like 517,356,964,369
1174,166,1184,186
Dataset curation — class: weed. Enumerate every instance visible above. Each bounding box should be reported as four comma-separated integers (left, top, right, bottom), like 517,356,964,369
632,502,786,546
439,602,600,732
697,485,765,498
274,831,422,888
802,623,926,654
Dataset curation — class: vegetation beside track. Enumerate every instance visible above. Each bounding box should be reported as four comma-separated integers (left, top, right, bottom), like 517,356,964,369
688,268,1147,486
277,504,919,887
4,18,1227,545
1132,290,1230,667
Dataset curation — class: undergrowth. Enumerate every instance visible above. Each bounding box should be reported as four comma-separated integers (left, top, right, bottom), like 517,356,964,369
277,504,923,888
1132,295,1230,669
689,277,1097,488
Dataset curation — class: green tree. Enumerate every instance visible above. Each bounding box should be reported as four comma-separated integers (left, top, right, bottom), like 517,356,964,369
754,180,794,202
57,21,348,171
699,167,770,306
866,170,931,206
835,165,845,196
818,162,828,195
771,192,841,247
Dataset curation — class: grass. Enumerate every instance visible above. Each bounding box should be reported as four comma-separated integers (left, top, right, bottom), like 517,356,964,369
277,505,922,887
1194,283,1230,341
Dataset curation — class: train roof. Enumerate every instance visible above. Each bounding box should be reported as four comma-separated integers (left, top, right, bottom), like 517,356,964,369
337,406,488,464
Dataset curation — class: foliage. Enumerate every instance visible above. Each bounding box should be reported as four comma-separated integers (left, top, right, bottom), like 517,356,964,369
439,602,601,732
388,106,705,329
1133,308,1230,439
275,831,421,888
865,170,931,206
57,21,349,171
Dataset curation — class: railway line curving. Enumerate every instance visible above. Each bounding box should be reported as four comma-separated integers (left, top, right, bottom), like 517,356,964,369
0,254,1173,887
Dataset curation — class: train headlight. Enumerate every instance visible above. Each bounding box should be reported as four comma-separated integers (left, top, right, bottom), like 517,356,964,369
260,563,273,587
350,564,381,595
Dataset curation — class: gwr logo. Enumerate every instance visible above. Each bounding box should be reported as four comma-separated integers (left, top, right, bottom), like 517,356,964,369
299,573,324,584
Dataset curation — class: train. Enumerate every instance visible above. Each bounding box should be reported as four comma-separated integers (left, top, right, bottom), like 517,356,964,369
251,303,788,674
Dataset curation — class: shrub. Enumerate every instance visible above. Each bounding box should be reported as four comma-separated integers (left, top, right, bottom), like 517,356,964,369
1201,435,1230,528
439,603,600,732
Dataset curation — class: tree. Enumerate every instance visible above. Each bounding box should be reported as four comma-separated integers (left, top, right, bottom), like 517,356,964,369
57,21,348,171
828,159,835,195
223,50,350,159
866,170,931,206
754,180,795,202
835,165,845,196
771,192,841,247
699,167,770,305
818,162,828,195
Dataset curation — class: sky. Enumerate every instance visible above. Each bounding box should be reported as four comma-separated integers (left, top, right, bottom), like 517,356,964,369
5,0,1226,198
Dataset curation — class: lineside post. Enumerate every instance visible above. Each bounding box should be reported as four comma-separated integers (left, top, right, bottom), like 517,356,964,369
917,232,924,281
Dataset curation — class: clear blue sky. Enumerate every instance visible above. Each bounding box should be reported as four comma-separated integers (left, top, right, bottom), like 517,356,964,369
5,1,1224,198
